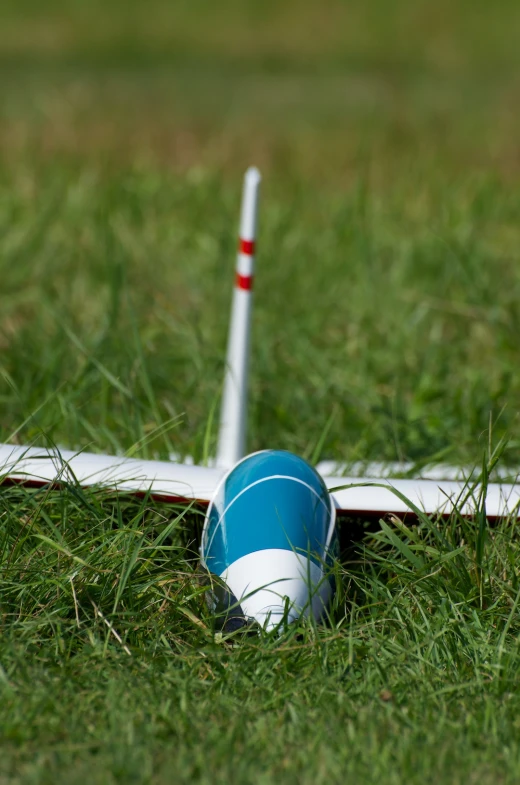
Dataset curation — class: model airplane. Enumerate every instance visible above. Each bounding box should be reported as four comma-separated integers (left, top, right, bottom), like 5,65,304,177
1,167,519,629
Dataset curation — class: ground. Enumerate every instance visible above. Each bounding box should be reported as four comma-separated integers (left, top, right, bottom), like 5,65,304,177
1,1,520,782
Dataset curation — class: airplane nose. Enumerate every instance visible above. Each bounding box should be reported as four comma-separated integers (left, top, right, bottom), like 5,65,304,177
219,547,332,631
201,450,337,630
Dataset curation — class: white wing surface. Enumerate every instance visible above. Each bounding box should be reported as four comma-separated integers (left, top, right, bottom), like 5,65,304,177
317,460,520,482
1,443,519,519
0,443,223,505
325,474,520,519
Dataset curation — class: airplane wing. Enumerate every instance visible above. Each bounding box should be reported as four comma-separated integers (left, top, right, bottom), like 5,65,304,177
324,474,520,520
0,443,223,506
316,460,520,482
1,443,519,520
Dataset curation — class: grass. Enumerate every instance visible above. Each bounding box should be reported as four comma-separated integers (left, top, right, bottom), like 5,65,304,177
3,484,520,784
1,0,520,782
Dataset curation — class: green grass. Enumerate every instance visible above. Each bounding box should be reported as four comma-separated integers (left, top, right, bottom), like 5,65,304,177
1,0,520,782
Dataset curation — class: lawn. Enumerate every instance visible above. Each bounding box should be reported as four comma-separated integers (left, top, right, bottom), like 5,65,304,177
1,1,520,782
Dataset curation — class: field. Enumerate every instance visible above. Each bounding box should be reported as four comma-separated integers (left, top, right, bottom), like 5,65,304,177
1,0,520,782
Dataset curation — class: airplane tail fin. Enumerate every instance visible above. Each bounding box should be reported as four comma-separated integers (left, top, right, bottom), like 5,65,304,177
216,167,261,469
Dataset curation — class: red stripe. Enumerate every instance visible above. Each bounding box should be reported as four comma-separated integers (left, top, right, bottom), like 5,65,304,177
239,238,255,255
236,272,254,291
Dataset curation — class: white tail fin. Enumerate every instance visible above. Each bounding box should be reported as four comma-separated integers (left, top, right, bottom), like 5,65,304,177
216,167,261,468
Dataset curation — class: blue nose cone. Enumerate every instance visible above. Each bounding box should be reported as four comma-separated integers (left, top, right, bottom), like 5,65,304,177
201,450,337,629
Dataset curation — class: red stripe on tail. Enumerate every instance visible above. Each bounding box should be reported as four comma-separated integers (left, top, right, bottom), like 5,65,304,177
236,273,254,291
239,238,255,255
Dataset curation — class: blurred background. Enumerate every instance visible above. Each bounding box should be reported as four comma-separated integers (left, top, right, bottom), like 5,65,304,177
2,0,519,178
1,0,520,465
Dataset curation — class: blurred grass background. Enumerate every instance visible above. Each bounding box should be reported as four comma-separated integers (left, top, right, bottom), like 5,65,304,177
1,0,520,177
1,0,520,463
